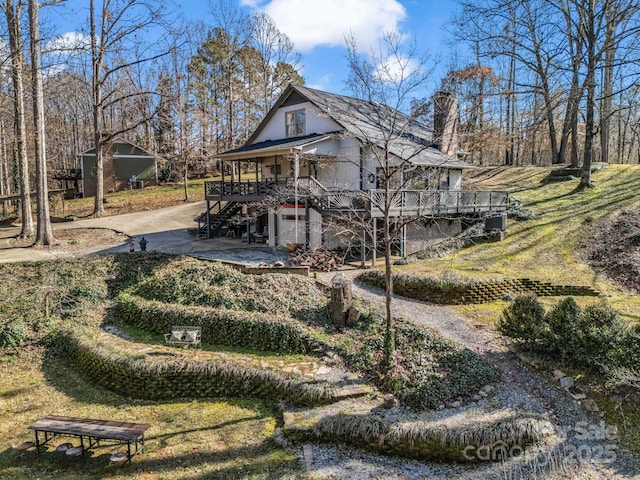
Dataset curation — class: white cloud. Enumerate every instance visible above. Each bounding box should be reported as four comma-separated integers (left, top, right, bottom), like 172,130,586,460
247,0,407,53
375,54,421,84
44,31,91,54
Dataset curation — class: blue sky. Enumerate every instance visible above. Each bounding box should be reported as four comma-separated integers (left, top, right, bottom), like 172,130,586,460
47,0,465,97
193,0,464,95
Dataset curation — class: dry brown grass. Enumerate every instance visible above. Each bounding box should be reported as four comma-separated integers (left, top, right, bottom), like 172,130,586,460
0,349,304,480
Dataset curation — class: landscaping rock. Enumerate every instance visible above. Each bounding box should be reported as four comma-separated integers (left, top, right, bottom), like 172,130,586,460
582,398,600,412
383,394,399,409
480,385,495,394
553,370,566,380
559,376,574,389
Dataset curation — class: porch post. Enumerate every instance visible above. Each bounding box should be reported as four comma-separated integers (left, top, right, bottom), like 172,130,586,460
361,227,366,267
305,200,310,249
221,160,225,200
206,199,211,239
294,152,300,243
372,218,377,266
255,158,259,193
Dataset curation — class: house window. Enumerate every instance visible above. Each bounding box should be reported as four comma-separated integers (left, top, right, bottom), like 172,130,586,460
268,164,282,175
282,214,306,221
285,109,305,137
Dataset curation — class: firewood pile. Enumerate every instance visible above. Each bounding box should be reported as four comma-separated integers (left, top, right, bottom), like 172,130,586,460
289,247,343,271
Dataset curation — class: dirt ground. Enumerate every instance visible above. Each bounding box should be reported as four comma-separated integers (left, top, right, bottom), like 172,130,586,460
10,228,129,253
582,209,640,292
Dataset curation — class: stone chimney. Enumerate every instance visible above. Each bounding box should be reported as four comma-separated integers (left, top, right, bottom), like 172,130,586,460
433,91,458,157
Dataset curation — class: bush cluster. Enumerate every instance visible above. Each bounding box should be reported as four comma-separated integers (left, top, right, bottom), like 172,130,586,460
358,270,470,304
0,259,111,349
498,295,634,371
0,318,29,349
336,314,499,409
131,257,329,324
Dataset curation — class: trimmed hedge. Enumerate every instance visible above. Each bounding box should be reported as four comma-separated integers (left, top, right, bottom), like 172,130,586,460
114,292,314,354
57,325,335,405
358,270,600,305
309,410,554,462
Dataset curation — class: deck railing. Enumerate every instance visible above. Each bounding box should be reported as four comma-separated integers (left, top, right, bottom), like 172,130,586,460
205,180,509,216
367,189,509,217
205,179,292,200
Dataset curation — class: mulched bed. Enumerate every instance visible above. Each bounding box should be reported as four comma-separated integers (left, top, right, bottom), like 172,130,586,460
581,209,640,292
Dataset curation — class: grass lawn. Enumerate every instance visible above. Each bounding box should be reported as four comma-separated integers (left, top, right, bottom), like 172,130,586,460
0,350,303,480
46,178,217,220
398,164,640,324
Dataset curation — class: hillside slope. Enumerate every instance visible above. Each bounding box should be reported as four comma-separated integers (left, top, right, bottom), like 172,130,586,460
400,165,640,321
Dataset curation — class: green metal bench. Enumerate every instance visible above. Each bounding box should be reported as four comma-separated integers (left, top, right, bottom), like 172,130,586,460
164,326,201,348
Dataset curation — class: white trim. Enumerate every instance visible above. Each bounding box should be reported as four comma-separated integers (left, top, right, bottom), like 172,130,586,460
79,153,155,159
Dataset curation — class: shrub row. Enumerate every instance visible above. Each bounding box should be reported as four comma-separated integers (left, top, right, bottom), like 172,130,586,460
307,411,554,462
498,296,637,371
357,271,599,305
56,325,335,405
114,292,314,354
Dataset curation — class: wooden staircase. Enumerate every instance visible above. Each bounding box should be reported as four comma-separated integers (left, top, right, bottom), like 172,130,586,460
197,201,243,238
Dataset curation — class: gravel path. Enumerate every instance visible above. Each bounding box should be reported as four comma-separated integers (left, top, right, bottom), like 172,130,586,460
309,270,640,479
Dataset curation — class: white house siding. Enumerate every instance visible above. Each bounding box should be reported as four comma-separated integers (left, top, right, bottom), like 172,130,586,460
316,137,360,189
276,206,322,249
404,218,462,255
361,146,406,190
254,102,341,143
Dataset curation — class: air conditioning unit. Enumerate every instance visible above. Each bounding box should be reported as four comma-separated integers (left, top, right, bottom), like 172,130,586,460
485,213,507,232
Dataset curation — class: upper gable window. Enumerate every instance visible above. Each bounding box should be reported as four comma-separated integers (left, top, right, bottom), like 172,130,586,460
285,109,305,137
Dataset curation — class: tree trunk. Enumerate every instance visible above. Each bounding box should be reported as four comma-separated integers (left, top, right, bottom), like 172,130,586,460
600,7,616,164
90,0,105,216
4,0,33,237
329,274,353,329
29,0,55,245
580,0,597,189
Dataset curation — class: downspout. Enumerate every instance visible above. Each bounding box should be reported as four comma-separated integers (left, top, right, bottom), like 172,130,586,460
305,200,310,249
359,146,364,190
221,160,225,201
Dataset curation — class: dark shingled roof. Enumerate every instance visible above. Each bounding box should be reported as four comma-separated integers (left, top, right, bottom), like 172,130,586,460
223,84,472,169
218,132,337,157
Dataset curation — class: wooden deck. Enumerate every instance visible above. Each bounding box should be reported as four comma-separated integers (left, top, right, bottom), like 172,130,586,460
204,179,509,217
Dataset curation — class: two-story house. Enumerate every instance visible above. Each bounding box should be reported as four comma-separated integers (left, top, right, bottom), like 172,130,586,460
202,84,508,257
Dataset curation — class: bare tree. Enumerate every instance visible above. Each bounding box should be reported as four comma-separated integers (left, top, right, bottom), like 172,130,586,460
29,0,61,246
2,0,33,237
345,32,437,366
249,12,302,116
88,0,178,216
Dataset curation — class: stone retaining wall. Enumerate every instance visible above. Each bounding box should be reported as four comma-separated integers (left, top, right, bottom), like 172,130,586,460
358,271,600,305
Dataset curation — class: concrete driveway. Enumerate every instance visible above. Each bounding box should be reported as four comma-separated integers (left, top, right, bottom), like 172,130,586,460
0,201,289,265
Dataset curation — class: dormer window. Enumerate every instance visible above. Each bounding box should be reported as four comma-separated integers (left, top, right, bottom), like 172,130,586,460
285,109,305,137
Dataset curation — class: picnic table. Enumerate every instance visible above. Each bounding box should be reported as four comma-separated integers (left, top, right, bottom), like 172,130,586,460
28,415,150,463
